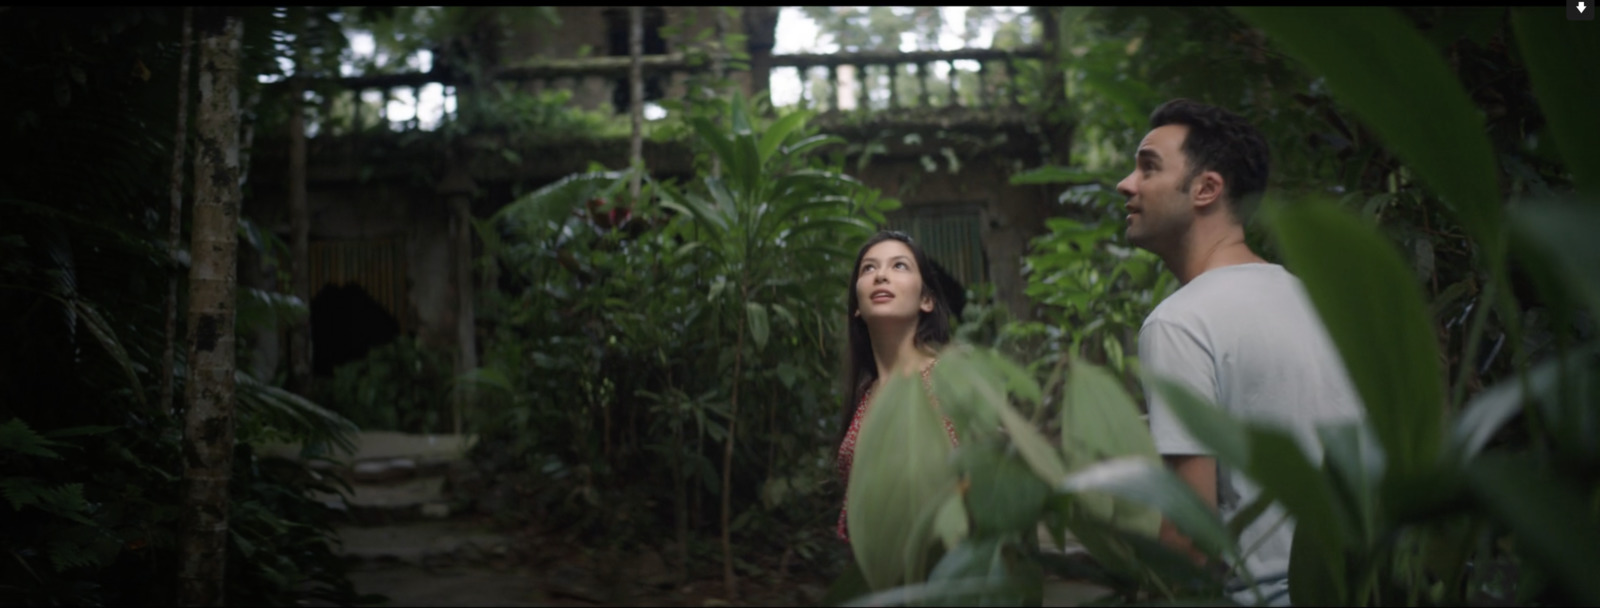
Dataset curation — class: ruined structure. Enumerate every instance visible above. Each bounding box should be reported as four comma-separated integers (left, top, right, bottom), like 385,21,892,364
245,7,1071,382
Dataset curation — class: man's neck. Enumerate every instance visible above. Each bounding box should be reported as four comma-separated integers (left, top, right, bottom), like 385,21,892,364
1162,224,1266,285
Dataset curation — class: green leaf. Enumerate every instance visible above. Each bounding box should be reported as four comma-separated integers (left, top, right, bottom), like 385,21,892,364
732,131,763,200
494,171,625,230
1058,457,1236,561
1316,422,1383,545
0,419,63,459
961,442,1051,535
72,299,147,409
1465,452,1600,605
1235,8,1502,252
1510,9,1600,197
1226,494,1273,543
758,110,811,164
691,117,738,174
730,90,753,135
841,576,1017,608
1061,358,1160,470
1288,521,1348,606
931,492,968,552
705,178,737,217
1511,201,1600,316
745,302,769,352
1145,377,1249,467
847,373,960,590
1265,199,1444,479
1149,378,1352,553
1450,347,1594,461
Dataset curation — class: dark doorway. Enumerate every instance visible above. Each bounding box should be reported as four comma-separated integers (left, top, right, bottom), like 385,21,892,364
311,282,401,376
603,7,667,114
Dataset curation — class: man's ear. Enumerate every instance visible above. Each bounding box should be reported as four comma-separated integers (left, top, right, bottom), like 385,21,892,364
1191,170,1227,210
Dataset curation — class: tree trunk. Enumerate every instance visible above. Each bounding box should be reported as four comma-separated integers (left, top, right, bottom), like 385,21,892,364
628,6,644,203
709,8,727,179
287,78,310,396
721,286,747,599
161,6,194,414
176,10,243,606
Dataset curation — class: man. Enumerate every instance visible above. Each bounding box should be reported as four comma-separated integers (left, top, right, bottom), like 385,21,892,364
1118,99,1364,605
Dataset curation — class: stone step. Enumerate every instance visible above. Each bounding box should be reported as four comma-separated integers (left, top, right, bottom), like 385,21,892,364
334,519,517,567
256,431,478,470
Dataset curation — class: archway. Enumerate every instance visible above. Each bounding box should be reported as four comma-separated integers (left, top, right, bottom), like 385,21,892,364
311,282,401,376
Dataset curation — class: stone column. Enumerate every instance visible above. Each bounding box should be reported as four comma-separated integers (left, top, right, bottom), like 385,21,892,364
743,6,780,107
438,168,477,436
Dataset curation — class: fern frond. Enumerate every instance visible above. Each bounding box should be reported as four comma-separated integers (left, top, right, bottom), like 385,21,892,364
0,418,62,459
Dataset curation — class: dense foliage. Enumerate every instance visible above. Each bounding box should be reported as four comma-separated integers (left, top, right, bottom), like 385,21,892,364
467,92,899,587
0,7,367,605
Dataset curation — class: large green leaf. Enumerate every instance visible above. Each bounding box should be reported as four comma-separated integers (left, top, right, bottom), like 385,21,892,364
71,298,147,409
1449,346,1596,461
1265,200,1444,479
1061,358,1160,470
1058,457,1236,562
847,373,960,590
744,302,769,352
1510,9,1600,197
1235,7,1502,252
1465,452,1600,605
1316,423,1383,546
1287,521,1348,606
928,350,1003,440
961,442,1051,536
690,117,738,174
493,171,627,230
1511,201,1600,316
1149,378,1351,554
758,109,811,164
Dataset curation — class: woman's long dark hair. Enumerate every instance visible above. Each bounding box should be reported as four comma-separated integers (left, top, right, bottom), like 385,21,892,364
837,231,953,447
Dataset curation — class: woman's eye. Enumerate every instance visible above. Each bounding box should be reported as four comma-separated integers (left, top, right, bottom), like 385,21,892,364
895,262,909,270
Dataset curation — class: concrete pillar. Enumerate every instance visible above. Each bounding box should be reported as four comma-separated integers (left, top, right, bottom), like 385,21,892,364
437,168,478,435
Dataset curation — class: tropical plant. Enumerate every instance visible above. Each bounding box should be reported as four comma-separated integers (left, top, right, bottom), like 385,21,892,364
466,89,900,598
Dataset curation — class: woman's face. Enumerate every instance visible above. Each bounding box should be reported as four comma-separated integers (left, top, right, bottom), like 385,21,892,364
855,240,934,324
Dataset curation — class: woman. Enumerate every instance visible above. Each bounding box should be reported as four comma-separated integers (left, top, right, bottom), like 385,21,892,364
835,230,960,542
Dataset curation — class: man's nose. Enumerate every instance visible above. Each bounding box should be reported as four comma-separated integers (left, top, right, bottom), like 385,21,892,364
1116,174,1136,199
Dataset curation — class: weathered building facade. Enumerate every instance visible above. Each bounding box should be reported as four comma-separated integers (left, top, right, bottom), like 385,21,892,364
245,7,1070,380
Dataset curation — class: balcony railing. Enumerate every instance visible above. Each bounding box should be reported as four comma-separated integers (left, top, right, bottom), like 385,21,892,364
773,47,1046,114
296,46,1050,135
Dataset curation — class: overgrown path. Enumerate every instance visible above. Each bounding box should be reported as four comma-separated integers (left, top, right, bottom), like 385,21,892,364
279,432,834,606
278,432,1110,607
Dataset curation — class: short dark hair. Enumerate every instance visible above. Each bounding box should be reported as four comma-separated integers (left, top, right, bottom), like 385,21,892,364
1149,99,1270,218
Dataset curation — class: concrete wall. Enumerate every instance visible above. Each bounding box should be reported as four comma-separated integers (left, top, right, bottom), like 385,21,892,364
244,178,465,376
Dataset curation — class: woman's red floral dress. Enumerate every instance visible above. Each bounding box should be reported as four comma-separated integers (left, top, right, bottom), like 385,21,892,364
835,359,959,542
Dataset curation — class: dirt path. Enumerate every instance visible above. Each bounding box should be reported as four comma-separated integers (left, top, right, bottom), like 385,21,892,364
328,516,831,607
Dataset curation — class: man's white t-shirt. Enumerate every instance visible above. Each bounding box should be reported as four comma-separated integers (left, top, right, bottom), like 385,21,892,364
1139,263,1364,603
